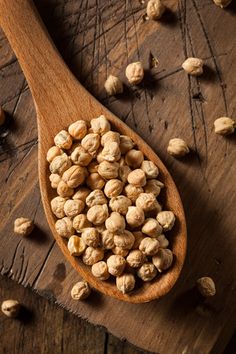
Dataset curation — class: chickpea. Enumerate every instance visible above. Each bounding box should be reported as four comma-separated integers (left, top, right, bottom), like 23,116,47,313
73,214,91,232
92,261,110,280
167,138,189,158
213,0,232,8
51,196,67,218
125,62,144,85
100,230,115,250
86,173,105,190
73,187,91,202
67,235,86,256
86,190,107,208
116,273,135,293
90,115,111,135
47,146,63,163
125,149,144,168
124,184,144,203
71,281,91,300
104,75,123,96
214,117,236,136
157,234,169,248
54,130,73,149
107,255,126,276
49,173,61,188
1,300,21,318
57,180,74,198
182,57,204,76
87,204,109,225
119,135,134,154
55,217,74,238
105,212,126,233
126,250,145,268
136,193,161,212
68,120,87,140
101,142,121,162
112,247,129,257
196,277,216,297
97,161,119,179
156,211,175,231
82,246,104,265
114,230,135,250
142,218,162,237
119,164,131,183
104,179,123,198
81,133,100,157
109,195,132,215
139,237,159,256
62,165,87,188
101,131,120,146
144,179,164,197
127,169,146,187
141,160,159,179
96,148,106,163
70,145,92,166
132,231,145,249
81,227,100,247
14,217,34,237
137,263,157,281
152,248,173,272
64,199,85,217
126,206,145,228
49,153,71,175
147,0,165,20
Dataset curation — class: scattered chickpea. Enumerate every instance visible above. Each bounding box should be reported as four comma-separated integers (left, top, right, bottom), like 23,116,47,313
68,120,87,140
156,234,169,248
81,133,100,157
152,248,173,272
116,273,135,293
107,255,126,276
55,217,74,238
51,196,67,218
100,230,115,250
73,214,91,232
71,281,91,300
70,145,93,166
64,199,85,217
137,263,157,282
81,227,100,247
101,141,121,162
14,217,34,237
49,153,72,175
62,165,87,188
139,237,159,256
127,169,146,187
212,0,232,8
67,235,86,256
127,250,145,268
136,193,161,213
167,138,189,158
126,206,145,228
82,246,104,265
147,0,165,20
87,204,109,225
182,57,204,76
105,212,126,233
125,62,144,85
157,211,175,231
73,187,91,202
142,218,162,237
141,160,159,179
104,179,123,198
109,195,132,215
57,180,74,198
97,161,119,180
196,277,216,297
1,299,21,318
125,149,144,169
124,184,144,203
87,173,105,190
91,115,111,135
114,230,135,250
119,135,134,154
47,146,62,163
101,131,120,146
214,117,235,136
86,189,107,208
92,261,110,280
144,179,164,197
104,75,123,96
54,130,73,149
49,173,61,188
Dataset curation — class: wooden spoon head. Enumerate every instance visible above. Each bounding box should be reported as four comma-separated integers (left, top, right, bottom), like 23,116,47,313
37,86,187,304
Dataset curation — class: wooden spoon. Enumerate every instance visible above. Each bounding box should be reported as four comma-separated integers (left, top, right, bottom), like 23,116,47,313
0,0,187,303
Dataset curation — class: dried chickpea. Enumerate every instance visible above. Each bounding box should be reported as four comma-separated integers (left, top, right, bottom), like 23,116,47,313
70,145,92,166
81,227,100,247
104,75,123,96
136,193,161,213
91,115,111,135
126,250,144,268
68,120,87,140
14,217,34,237
125,62,144,85
57,180,74,198
96,148,106,163
54,130,73,149
87,204,109,225
196,277,216,297
119,135,134,154
167,138,189,158
157,211,175,231
182,57,204,76
132,231,145,249
125,149,144,168
55,217,74,238
213,0,232,8
141,160,159,179
100,230,115,250
152,248,173,272
104,179,123,198
114,230,135,250
101,142,121,162
101,131,120,146
1,300,21,318
47,146,63,163
157,234,169,248
109,195,132,215
112,247,129,257
126,206,145,228
86,190,107,208
142,218,162,237
124,184,144,203
73,187,91,202
119,164,131,183
71,281,91,300
73,214,91,232
147,0,165,20
86,173,105,190
49,153,71,175
62,165,87,188
81,133,100,157
137,262,157,281
82,246,104,265
144,179,164,197
67,235,86,256
97,161,119,179
105,212,126,233
139,237,159,256
92,261,110,280
63,199,85,217
49,173,61,188
51,196,67,218
87,161,99,173
214,117,235,136
116,273,135,293
127,169,146,187
107,255,126,276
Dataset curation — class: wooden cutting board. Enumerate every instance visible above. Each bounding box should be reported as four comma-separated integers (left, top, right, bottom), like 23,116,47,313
0,0,236,353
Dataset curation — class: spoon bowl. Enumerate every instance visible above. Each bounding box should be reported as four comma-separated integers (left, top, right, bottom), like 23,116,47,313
0,0,187,303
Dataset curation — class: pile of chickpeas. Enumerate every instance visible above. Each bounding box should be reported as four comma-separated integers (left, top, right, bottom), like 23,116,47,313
47,115,175,294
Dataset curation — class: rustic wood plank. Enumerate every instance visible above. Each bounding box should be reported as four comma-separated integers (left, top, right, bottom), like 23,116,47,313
0,0,236,353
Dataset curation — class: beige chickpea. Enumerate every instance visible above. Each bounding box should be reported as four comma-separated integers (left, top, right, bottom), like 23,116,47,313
54,130,73,149
55,217,74,238
96,148,106,163
132,231,145,249
14,217,34,237
70,145,93,166
127,250,145,268
62,165,87,188
67,235,86,256
101,142,121,162
97,161,119,179
82,246,104,265
112,247,129,257
152,248,173,272
92,261,110,280
114,230,135,250
100,230,115,250
147,0,165,20
137,262,157,281
86,173,105,190
116,273,135,293
104,75,123,96
125,149,144,168
87,204,109,225
212,0,232,8
47,146,63,163
141,160,159,179
1,299,21,318
51,196,67,218
182,57,204,76
109,195,132,215
119,164,131,183
71,281,91,300
86,190,107,208
49,173,61,188
125,62,144,85
196,277,216,297
64,199,85,217
157,211,175,231
139,237,159,256
49,153,72,175
136,193,161,212
81,133,100,157
157,234,169,248
73,187,91,202
214,117,235,136
119,135,134,154
104,179,123,198
124,184,144,203
105,212,126,233
73,214,91,232
90,115,111,135
57,180,74,198
81,227,100,247
144,179,164,197
107,255,126,276
68,120,87,140
142,218,162,237
126,206,145,228
127,169,146,187
101,131,120,146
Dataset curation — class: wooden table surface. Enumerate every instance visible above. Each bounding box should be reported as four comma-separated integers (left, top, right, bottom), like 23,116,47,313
0,0,236,353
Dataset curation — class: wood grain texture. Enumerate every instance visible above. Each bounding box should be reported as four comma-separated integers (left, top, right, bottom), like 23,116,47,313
0,0,236,352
